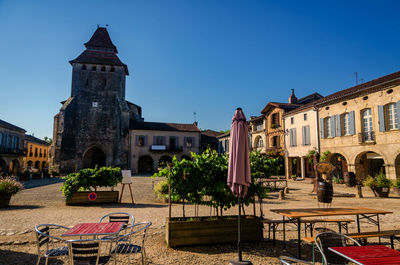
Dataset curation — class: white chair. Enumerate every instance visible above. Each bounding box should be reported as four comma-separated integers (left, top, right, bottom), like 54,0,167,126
35,224,69,265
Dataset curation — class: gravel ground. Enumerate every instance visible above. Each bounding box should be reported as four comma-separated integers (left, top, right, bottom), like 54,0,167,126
0,176,399,264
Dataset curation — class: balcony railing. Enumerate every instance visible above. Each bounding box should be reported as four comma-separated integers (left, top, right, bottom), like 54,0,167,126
358,131,375,143
150,145,183,153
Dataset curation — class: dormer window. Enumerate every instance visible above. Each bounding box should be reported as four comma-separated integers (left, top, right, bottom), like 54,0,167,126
82,65,87,70
91,66,96,71
101,66,106,72
110,67,115,72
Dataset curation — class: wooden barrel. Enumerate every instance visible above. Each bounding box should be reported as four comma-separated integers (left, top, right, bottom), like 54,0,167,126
317,181,333,203
344,172,356,187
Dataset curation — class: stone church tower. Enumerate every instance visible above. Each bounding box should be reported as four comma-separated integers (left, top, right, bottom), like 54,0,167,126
51,27,142,173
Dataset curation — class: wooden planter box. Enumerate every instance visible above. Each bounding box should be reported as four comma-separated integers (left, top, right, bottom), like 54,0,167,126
66,191,119,205
166,216,263,247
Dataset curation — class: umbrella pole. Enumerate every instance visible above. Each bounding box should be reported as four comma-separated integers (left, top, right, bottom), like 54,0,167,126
238,195,242,261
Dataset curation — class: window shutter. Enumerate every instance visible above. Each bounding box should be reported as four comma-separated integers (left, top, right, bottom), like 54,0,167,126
306,125,311,145
378,105,386,132
145,136,148,146
331,116,336,137
320,118,325,139
302,126,306,145
153,136,157,145
336,114,341,137
349,111,355,135
293,128,297,146
135,135,139,146
396,101,400,129
219,141,223,153
176,137,179,148
192,137,196,147
162,136,166,145
289,129,293,146
184,137,187,147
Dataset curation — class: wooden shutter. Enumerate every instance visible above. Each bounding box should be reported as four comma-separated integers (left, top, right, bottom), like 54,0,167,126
153,136,157,145
306,125,310,145
336,114,341,137
293,128,297,146
289,129,293,146
135,135,139,146
349,111,355,135
330,116,336,137
320,118,325,139
191,137,196,147
219,141,223,153
378,105,386,132
176,137,179,148
162,136,166,145
144,136,148,146
396,101,400,129
302,126,306,145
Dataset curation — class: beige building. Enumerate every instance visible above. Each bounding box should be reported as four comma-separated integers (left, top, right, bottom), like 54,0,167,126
250,115,266,153
0,119,26,175
130,121,201,173
317,70,400,181
217,132,230,154
283,105,319,179
24,135,50,172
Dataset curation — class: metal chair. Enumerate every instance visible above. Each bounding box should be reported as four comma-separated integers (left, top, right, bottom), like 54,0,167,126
279,256,312,264
314,231,361,265
111,221,152,265
68,239,113,265
35,224,69,265
99,212,135,227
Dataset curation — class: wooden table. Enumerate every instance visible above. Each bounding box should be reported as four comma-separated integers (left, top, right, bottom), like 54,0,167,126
270,207,392,258
329,245,400,265
62,222,125,237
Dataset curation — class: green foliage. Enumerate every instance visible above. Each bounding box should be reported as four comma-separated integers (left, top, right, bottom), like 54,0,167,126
0,177,23,195
219,130,230,134
52,171,60,177
153,179,181,202
332,176,341,184
393,179,400,189
363,175,377,188
43,137,52,144
153,148,279,217
320,150,331,162
290,174,297,180
306,149,317,165
375,173,391,188
61,167,122,198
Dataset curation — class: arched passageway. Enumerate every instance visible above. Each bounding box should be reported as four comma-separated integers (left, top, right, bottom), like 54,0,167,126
355,151,385,182
138,155,154,173
9,159,20,176
330,153,348,180
82,146,106,169
395,153,400,179
158,155,172,167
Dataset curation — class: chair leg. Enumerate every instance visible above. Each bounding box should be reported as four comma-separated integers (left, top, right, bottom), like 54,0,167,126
45,257,48,265
36,256,41,265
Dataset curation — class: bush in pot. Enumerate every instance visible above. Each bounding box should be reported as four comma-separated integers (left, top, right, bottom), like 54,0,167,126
393,179,400,196
0,176,24,207
363,174,391,198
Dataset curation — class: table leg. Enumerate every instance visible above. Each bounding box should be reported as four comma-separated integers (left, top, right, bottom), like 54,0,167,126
283,216,286,248
297,218,301,259
312,242,315,265
377,214,381,244
356,214,360,233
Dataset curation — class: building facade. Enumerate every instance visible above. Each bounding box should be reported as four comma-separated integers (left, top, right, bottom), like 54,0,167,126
51,27,143,173
250,115,266,153
24,135,50,172
130,121,200,173
317,71,400,181
283,105,319,179
0,119,26,175
217,132,230,154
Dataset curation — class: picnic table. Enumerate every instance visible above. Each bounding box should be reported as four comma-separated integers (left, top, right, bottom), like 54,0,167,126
270,207,393,258
329,245,400,265
62,222,125,237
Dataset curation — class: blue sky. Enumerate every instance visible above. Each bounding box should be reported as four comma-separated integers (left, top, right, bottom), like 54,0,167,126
1,0,400,139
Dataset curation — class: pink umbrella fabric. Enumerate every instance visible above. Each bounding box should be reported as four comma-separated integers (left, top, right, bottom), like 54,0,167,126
227,108,251,198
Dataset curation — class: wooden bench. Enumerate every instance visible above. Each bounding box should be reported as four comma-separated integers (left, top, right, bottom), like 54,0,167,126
303,229,400,249
261,179,287,190
262,218,353,244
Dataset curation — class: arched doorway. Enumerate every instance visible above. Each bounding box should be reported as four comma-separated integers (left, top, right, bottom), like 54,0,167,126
138,155,154,173
0,157,6,175
330,153,348,180
395,153,400,179
181,155,191,161
158,155,172,167
34,161,40,170
82,146,106,169
9,159,20,176
355,151,385,182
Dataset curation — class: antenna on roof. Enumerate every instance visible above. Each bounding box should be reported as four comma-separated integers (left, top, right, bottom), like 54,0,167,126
97,24,100,28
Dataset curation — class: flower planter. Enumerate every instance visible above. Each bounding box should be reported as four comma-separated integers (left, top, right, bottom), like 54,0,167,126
65,191,119,205
372,187,390,198
0,194,12,208
165,216,263,247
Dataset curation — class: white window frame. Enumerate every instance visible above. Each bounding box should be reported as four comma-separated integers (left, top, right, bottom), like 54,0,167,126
326,117,332,138
387,103,397,130
342,113,350,136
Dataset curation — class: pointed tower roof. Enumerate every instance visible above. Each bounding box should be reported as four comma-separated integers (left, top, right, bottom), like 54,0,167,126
84,27,118,53
69,27,129,75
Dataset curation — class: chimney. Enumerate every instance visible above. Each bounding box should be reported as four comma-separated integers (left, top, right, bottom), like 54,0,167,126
289,88,297,104
193,122,198,127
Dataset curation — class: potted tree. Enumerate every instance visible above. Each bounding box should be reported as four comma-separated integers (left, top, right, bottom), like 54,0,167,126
393,179,400,196
363,173,391,198
0,176,23,207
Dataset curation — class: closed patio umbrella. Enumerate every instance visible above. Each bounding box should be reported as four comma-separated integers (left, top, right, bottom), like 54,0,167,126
227,108,252,265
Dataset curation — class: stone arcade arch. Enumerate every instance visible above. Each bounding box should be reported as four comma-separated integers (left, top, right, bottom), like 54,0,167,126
82,146,106,169
355,151,385,182
158,155,172,167
395,153,400,179
138,155,154,173
9,159,20,176
329,153,348,180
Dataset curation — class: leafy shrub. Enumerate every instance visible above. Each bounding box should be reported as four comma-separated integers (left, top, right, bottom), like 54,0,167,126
393,179,400,189
0,177,24,195
52,171,60,177
375,173,391,188
363,175,377,188
61,167,122,198
153,179,181,202
19,170,31,181
332,176,341,184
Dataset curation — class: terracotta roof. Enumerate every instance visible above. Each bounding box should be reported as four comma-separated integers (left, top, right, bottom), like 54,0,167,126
69,27,129,75
0,119,26,132
130,121,200,132
84,27,118,53
217,132,230,138
249,115,264,122
297,92,323,104
201,130,223,137
316,70,400,106
25,134,50,146
261,102,301,114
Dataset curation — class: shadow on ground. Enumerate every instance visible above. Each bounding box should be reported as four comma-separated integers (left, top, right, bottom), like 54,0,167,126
3,205,43,210
0,249,65,265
